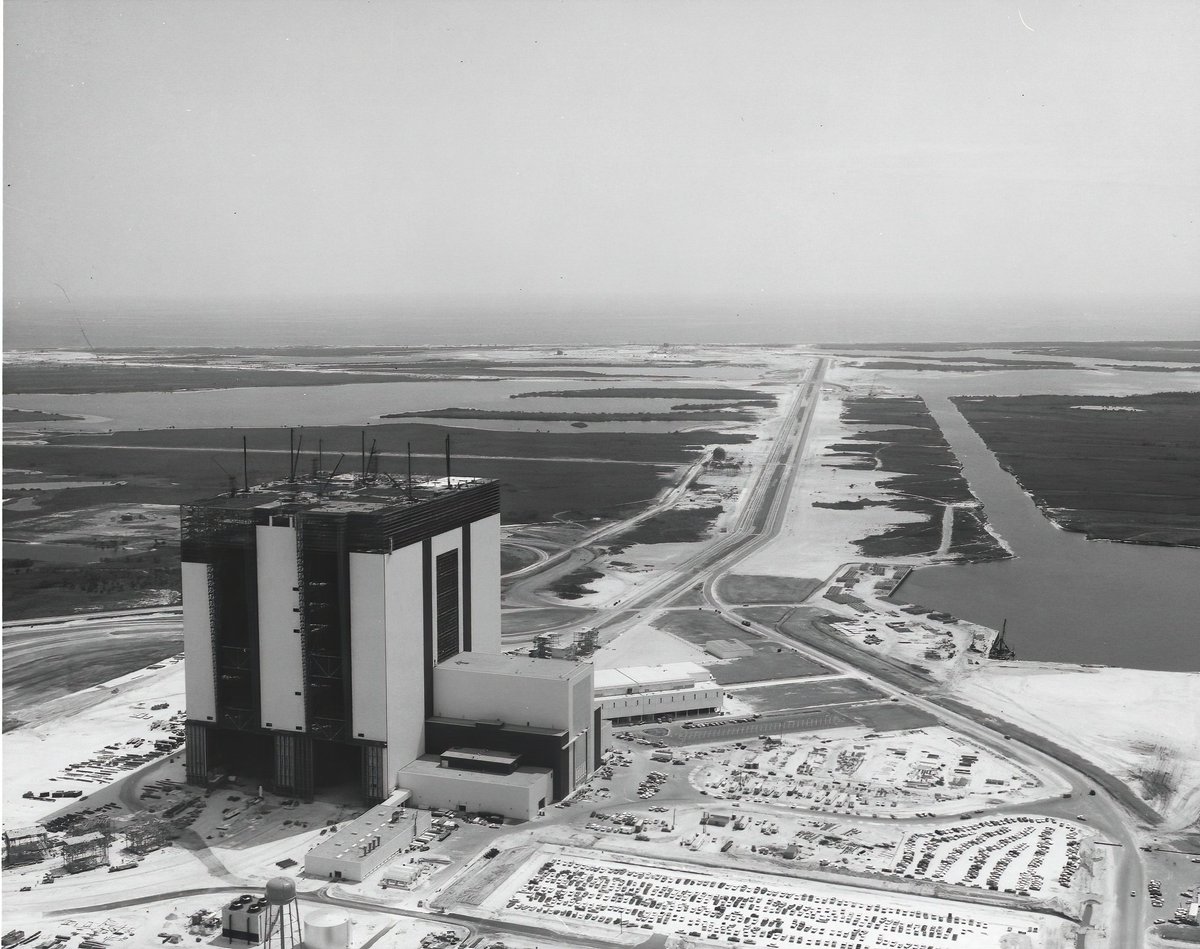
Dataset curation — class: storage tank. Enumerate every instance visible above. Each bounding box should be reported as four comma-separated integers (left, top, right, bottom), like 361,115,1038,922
303,909,350,949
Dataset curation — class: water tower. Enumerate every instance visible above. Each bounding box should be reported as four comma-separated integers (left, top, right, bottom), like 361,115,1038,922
262,877,302,949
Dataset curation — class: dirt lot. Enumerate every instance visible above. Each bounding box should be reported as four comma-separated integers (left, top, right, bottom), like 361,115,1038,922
736,678,888,713
717,574,823,603
652,611,832,684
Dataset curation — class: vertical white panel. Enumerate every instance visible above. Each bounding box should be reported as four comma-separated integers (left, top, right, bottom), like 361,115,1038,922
569,666,593,737
433,663,569,730
384,541,426,780
429,528,463,661
349,552,388,742
468,513,502,654
256,525,307,731
182,560,217,722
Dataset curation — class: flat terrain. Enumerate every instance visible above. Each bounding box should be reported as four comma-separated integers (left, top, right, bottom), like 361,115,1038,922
381,407,756,421
717,574,823,603
735,677,887,712
4,424,741,528
847,359,1077,372
652,611,833,684
4,407,84,421
828,397,1008,560
1016,342,1200,363
470,844,1066,949
2,362,421,393
2,613,183,730
693,726,1052,818
512,386,772,400
954,392,1200,546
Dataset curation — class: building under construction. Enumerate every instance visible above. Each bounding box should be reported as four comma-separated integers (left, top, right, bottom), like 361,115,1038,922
1,826,50,868
182,466,599,812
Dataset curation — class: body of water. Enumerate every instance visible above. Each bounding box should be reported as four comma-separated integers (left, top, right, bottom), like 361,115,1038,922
2,376,775,434
896,392,1200,672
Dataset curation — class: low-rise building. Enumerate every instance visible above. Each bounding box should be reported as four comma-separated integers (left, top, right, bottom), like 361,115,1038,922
704,638,754,659
594,662,723,725
303,790,414,882
397,752,554,820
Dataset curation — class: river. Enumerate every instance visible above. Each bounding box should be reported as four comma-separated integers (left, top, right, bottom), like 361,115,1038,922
896,391,1200,672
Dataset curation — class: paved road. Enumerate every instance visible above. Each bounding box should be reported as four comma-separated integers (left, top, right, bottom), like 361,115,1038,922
691,365,1146,948
500,456,709,618
531,359,828,645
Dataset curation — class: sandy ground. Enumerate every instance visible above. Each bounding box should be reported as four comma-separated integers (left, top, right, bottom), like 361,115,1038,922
947,664,1200,829
810,562,997,684
546,377,797,613
3,662,186,826
2,502,180,545
737,388,929,582
592,620,711,670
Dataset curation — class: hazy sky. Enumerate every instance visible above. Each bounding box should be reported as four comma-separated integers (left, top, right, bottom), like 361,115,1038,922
4,0,1199,335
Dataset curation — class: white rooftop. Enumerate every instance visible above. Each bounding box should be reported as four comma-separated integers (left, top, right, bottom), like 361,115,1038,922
304,790,412,863
436,651,587,681
593,661,714,696
398,756,552,789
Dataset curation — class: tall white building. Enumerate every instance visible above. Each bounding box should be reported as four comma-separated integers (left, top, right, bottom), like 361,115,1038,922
181,472,594,804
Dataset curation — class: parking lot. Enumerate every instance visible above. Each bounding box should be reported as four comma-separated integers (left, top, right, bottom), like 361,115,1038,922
692,728,1051,817
483,845,1065,948
893,816,1087,895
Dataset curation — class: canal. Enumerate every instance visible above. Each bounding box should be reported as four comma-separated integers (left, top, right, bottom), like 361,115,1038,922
895,393,1200,672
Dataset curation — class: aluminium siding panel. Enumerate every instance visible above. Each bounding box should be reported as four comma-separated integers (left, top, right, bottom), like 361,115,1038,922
182,561,217,722
256,525,307,731
385,542,427,780
349,552,388,742
468,513,502,654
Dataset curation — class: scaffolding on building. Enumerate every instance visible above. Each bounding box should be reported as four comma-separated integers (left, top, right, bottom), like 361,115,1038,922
60,831,108,874
2,826,50,868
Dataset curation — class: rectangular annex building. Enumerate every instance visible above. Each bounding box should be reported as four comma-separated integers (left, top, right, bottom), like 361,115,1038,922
593,662,724,725
182,473,502,803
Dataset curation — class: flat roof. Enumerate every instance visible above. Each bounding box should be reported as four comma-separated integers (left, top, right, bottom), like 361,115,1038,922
426,715,566,738
2,826,46,839
304,790,413,864
398,756,552,789
595,682,721,702
435,651,587,681
186,474,495,516
441,747,521,767
594,662,713,695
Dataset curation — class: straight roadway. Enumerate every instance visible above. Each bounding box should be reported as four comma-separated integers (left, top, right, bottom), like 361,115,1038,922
528,357,830,645
690,377,1146,948
11,353,1149,946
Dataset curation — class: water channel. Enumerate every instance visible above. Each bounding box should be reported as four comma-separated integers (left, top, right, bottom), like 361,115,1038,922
897,392,1200,672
